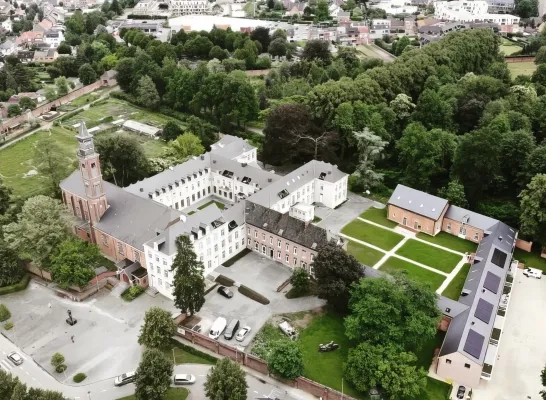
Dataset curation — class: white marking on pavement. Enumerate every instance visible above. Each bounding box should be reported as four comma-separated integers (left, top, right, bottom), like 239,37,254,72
25,371,29,375
1,360,13,370
102,390,108,392
32,378,36,381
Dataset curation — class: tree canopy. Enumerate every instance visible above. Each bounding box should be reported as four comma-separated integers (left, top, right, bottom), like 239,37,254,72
135,349,173,400
50,239,101,289
204,357,248,400
138,307,177,350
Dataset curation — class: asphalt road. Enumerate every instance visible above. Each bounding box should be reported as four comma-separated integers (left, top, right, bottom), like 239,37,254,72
0,334,287,400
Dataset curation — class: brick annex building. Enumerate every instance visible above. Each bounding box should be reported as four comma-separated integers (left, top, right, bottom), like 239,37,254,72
60,123,348,297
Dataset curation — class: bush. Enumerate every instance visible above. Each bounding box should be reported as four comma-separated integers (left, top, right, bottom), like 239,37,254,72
290,268,309,292
4,322,13,330
51,352,65,369
238,285,270,305
0,304,11,322
215,275,235,287
121,285,145,301
56,364,67,373
73,373,87,383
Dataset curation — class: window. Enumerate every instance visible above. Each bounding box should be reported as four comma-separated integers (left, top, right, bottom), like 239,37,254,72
242,238,245,246
402,217,407,226
474,232,479,241
309,265,315,277
117,242,125,255
147,251,152,258
228,235,232,243
156,266,160,274
221,240,225,247
262,245,266,254
460,226,466,235
277,251,281,259
310,253,315,262
270,236,273,244
235,231,239,239
293,258,297,266
156,256,159,262
302,262,307,269
277,239,281,248
302,250,306,259
208,260,212,268
447,222,451,232
286,243,289,251
102,234,108,245
293,247,297,254
214,244,218,252
446,359,452,364
247,228,250,234
158,278,163,287
164,270,168,278
255,242,259,250
163,259,167,266
221,229,225,237
285,254,289,262
464,363,471,369
134,250,140,262
262,233,266,241
254,231,258,238
247,238,251,245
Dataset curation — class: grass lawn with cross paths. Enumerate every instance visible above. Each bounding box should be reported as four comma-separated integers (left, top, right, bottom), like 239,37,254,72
379,257,446,290
395,239,462,273
346,240,384,267
341,219,404,251
441,263,471,300
416,231,478,254
359,207,398,228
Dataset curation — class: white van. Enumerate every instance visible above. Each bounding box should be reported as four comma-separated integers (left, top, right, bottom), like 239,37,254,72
209,317,227,340
523,267,542,279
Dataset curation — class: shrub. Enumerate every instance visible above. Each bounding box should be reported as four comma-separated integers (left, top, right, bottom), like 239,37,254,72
0,304,11,322
51,353,65,369
290,268,309,292
238,285,270,305
0,274,30,296
215,275,235,287
56,364,67,373
121,285,145,301
73,373,87,383
4,322,13,330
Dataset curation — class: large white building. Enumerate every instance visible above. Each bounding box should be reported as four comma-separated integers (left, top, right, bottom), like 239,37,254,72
123,135,348,300
132,0,209,16
434,0,520,25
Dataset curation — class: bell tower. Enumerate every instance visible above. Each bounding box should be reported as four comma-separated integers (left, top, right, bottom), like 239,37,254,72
77,122,108,223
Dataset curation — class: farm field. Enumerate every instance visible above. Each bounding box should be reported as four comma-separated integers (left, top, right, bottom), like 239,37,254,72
507,61,537,76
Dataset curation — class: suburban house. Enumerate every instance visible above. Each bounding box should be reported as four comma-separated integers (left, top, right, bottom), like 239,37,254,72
1,18,12,32
0,39,16,56
60,124,348,298
387,184,518,388
33,48,58,63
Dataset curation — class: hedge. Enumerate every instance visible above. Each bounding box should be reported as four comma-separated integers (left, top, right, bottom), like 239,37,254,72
169,339,218,364
215,275,235,287
121,285,145,301
0,274,30,296
73,373,87,383
238,285,270,305
0,304,11,322
222,248,251,267
4,322,13,330
59,109,83,121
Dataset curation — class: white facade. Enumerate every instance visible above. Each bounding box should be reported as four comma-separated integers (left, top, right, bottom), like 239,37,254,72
44,29,64,47
434,0,520,24
170,0,208,16
2,18,12,31
289,203,315,223
371,0,418,14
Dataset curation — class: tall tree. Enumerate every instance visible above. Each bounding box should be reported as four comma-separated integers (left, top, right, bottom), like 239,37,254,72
250,27,270,52
0,177,13,216
204,357,248,400
312,241,363,311
315,0,329,20
49,239,100,289
136,75,160,110
3,196,72,269
0,240,23,287
138,307,177,350
519,174,546,244
78,63,97,85
135,349,173,400
302,40,331,63
34,135,70,196
268,340,304,380
437,180,468,208
171,235,206,316
168,133,205,162
540,364,546,400
54,76,69,96
351,129,388,191
162,121,183,142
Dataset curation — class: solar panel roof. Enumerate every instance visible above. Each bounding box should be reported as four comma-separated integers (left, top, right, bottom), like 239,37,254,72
474,298,494,324
491,248,508,268
484,271,501,294
464,329,485,359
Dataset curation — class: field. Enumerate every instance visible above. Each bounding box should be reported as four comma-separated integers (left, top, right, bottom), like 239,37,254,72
355,44,396,62
500,40,523,56
441,263,471,300
379,257,446,290
416,231,478,253
507,61,537,77
514,248,546,272
341,220,404,251
396,239,462,273
346,240,384,266
359,207,397,228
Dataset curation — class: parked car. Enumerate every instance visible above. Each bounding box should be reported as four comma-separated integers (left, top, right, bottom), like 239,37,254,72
209,317,227,340
114,371,136,387
173,374,196,385
224,319,240,340
279,321,298,339
235,326,251,342
523,267,542,279
457,385,466,399
217,286,234,298
7,352,23,366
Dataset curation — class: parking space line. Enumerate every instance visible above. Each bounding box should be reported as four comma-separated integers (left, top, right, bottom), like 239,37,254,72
25,371,29,375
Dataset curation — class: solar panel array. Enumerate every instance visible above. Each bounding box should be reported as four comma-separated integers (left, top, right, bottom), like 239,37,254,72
464,329,485,359
491,248,508,268
474,298,494,324
484,271,501,294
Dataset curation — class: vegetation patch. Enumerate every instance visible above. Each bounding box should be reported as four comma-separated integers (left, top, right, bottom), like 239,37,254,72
121,286,145,301
514,248,546,272
285,280,317,299
116,388,189,400
187,210,196,215
0,304,11,322
506,61,537,76
312,216,322,223
73,373,87,383
197,200,226,210
415,232,478,253
166,339,217,365
222,248,251,267
215,274,235,287
396,239,462,273
346,240,385,267
4,322,13,330
238,285,270,305
341,220,404,250
359,207,398,228
442,263,471,300
0,274,30,296
379,257,446,290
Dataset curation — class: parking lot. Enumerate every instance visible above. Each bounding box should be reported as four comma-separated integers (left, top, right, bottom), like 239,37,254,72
471,272,546,399
0,281,178,384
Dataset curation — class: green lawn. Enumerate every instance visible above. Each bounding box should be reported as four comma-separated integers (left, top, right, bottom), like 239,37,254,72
166,339,217,366
69,92,101,108
396,239,462,273
298,312,364,399
116,388,189,400
346,240,385,267
341,220,404,251
197,200,226,210
359,207,397,228
500,42,523,56
379,257,446,290
514,248,546,273
416,232,478,254
441,263,471,300
507,61,537,77
422,377,451,400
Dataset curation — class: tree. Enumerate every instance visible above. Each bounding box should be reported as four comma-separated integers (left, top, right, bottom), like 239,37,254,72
268,38,287,58
57,42,71,55
0,178,13,216
50,353,65,372
18,96,37,110
290,267,309,292
54,76,69,96
7,104,21,117
135,349,173,400
302,40,330,63
34,135,70,196
162,121,183,141
110,0,123,14
0,370,66,400
313,241,363,311
49,239,100,289
250,26,270,52
3,196,72,269
345,274,441,349
204,357,248,400
171,235,206,316
209,45,229,60
351,129,388,191
136,75,160,110
540,364,546,400
138,307,177,350
94,134,151,186
78,63,97,85
44,86,57,102
344,342,427,399
438,180,468,208
519,174,546,244
316,0,329,20
536,46,546,65
0,241,22,288
268,340,304,380
169,133,205,162
515,0,538,18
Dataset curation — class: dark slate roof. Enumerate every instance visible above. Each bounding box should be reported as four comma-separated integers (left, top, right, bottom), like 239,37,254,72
245,201,329,250
388,184,448,220
444,205,499,233
439,221,517,364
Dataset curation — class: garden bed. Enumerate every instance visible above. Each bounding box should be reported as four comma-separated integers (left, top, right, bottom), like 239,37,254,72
0,274,30,296
121,286,145,301
441,263,471,300
222,248,251,267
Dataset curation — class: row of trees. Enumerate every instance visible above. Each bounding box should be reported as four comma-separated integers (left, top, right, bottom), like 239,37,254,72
0,369,66,400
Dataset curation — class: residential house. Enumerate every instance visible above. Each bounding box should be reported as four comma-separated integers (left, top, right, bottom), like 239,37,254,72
16,31,45,47
0,2,12,15
329,2,342,17
369,19,391,39
33,19,54,32
308,26,336,41
1,18,12,32
117,20,163,37
487,0,515,13
434,0,519,32
389,17,406,35
16,50,35,62
337,11,351,23
8,92,45,103
44,29,64,47
284,1,306,17
0,39,15,56
404,15,416,35
338,25,370,45
371,0,418,14
33,48,58,63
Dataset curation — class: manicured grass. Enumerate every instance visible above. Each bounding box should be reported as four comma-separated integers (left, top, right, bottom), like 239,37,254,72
507,61,537,77
341,219,404,251
416,232,478,254
422,377,451,400
346,240,385,267
69,92,100,107
298,312,363,399
359,207,397,228
187,210,196,215
441,263,471,300
396,239,462,273
197,200,226,210
500,43,522,56
414,331,445,371
166,339,217,365
514,248,546,273
117,388,189,400
379,257,446,290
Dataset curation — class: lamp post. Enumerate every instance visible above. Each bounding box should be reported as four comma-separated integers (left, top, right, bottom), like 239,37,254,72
87,391,91,400
341,378,344,399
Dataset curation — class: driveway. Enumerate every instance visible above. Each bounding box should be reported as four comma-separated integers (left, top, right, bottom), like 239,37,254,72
314,192,373,234
471,274,546,399
0,281,177,385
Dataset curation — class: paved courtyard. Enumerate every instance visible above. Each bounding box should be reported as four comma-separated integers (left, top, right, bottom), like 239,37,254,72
471,274,546,400
314,191,373,234
1,281,177,384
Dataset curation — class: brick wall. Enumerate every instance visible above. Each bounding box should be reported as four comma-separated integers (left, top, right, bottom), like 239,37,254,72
387,204,439,236
441,218,483,244
24,262,52,281
515,238,532,252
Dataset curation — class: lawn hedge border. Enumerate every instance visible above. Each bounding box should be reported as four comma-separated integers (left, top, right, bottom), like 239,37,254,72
222,248,251,268
73,373,87,383
0,274,30,296
239,285,270,305
169,339,218,364
215,275,235,287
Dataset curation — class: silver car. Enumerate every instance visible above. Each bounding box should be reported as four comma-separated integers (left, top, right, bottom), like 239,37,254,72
173,374,196,385
7,352,23,366
235,326,252,342
114,371,136,386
